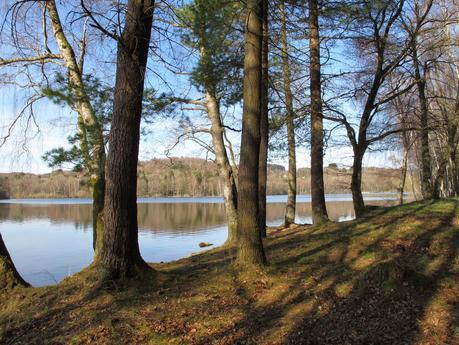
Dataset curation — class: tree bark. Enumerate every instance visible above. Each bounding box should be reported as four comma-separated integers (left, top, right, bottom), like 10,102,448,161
412,44,432,199
432,157,448,200
399,134,409,204
309,0,328,224
440,102,459,198
452,85,459,196
236,0,267,268
46,0,106,255
92,176,105,253
0,233,29,290
399,147,408,205
351,148,366,218
205,92,238,244
94,0,154,280
279,0,297,227
450,154,459,197
258,0,269,237
197,25,239,244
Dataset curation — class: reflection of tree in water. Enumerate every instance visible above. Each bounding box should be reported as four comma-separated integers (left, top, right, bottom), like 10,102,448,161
0,200,398,234
0,204,92,230
0,203,229,234
137,203,227,232
267,200,397,224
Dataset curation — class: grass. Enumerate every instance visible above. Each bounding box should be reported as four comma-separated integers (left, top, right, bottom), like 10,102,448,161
1,199,458,345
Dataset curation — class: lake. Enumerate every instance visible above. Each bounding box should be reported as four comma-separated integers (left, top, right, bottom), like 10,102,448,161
0,194,404,286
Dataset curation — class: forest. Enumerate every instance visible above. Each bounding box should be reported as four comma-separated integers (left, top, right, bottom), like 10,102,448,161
0,158,407,198
0,0,458,344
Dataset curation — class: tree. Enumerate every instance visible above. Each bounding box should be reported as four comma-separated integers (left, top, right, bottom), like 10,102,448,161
176,0,242,244
94,0,155,280
42,75,113,174
309,0,328,224
430,76,459,199
279,0,297,227
391,0,456,200
323,0,430,217
408,0,434,199
390,93,416,204
258,0,269,237
45,0,106,253
0,233,29,290
236,0,267,268
1,0,107,254
0,177,10,199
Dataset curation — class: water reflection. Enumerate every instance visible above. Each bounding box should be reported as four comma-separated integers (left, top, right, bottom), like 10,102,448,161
0,198,398,230
0,196,400,287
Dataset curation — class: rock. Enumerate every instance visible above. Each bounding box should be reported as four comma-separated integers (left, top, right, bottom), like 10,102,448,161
198,242,213,248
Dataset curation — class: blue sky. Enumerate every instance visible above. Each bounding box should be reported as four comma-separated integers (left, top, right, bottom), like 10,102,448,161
0,1,401,174
0,91,397,174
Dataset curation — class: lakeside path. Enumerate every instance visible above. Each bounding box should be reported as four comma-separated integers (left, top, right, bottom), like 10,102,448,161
1,199,458,345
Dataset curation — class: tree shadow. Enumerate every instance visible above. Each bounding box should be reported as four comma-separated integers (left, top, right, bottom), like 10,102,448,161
193,199,458,345
1,200,457,345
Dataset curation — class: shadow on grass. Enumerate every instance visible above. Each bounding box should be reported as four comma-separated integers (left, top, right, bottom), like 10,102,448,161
1,199,457,345
193,199,458,345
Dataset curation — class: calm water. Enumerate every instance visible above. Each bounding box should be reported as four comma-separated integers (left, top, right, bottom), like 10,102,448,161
0,194,402,286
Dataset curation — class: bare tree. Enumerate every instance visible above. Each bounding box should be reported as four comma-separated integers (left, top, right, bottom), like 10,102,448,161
406,0,435,198
324,0,430,217
395,0,457,199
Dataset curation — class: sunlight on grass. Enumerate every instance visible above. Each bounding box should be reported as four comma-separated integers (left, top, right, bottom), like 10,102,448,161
1,199,458,345
334,281,354,298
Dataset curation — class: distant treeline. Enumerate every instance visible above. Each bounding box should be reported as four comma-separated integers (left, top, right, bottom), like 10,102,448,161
0,157,416,199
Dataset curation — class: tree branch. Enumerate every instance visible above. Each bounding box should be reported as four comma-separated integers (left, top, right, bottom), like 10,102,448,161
0,54,62,66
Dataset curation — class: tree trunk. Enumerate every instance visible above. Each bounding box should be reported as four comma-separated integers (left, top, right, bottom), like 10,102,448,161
46,0,106,254
236,0,267,268
279,0,297,227
309,0,328,224
206,92,238,244
444,113,458,198
259,0,269,237
398,120,410,204
0,233,29,290
94,0,154,280
450,154,459,197
399,142,409,204
450,81,459,196
451,88,459,197
412,44,432,199
92,175,105,252
351,148,366,218
433,157,448,200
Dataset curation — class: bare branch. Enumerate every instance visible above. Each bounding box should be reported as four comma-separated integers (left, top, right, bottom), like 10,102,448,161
0,54,62,66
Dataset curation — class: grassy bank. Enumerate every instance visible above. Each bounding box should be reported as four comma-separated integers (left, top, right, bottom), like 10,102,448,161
1,199,458,345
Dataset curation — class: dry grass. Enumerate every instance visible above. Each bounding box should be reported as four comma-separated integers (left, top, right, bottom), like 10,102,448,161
1,199,458,345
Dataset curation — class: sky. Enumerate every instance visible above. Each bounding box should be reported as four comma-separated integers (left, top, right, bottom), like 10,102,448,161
0,1,402,174
0,93,398,174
